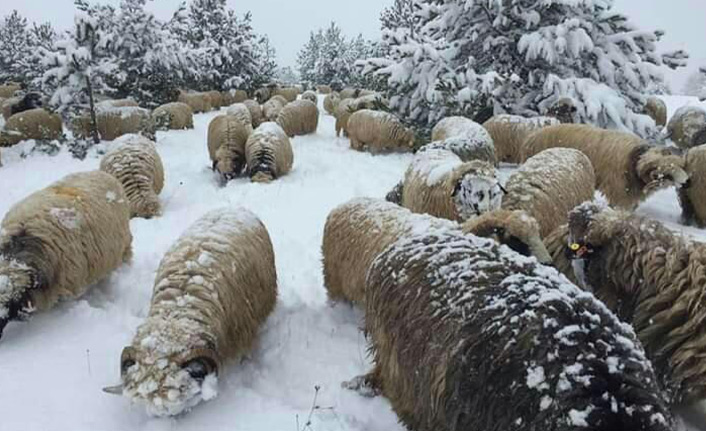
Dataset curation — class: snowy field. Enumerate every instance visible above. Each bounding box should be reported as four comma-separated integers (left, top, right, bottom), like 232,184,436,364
0,95,704,430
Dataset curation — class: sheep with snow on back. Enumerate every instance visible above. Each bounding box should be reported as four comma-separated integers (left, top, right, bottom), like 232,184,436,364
347,109,414,153
645,96,667,127
241,99,263,128
99,134,165,218
483,114,559,163
269,95,288,106
0,108,63,147
245,122,293,183
262,98,285,122
73,106,156,141
521,124,688,210
276,100,318,137
355,225,674,431
207,113,253,182
225,103,253,127
667,105,706,150
323,92,340,115
418,133,497,166
301,90,317,104
152,102,193,130
0,171,132,339
106,208,277,417
400,148,502,222
431,116,491,143
178,91,212,113
679,144,706,227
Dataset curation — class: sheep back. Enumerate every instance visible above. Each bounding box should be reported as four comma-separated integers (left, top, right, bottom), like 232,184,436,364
482,114,559,163
667,105,706,150
178,92,213,113
323,92,340,115
1,108,63,147
152,102,194,130
273,87,299,102
262,98,285,122
206,90,223,109
224,104,253,128
417,134,497,166
316,85,332,94
347,109,413,153
221,89,248,106
245,122,293,183
276,100,318,137
242,99,263,128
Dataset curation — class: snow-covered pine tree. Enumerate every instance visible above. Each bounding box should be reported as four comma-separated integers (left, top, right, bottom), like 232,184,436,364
252,35,278,88
297,30,323,86
363,0,687,137
379,0,416,36
0,10,35,85
683,67,706,101
276,66,299,86
314,22,352,86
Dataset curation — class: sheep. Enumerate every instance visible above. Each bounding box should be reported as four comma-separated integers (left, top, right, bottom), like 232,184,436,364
2,92,43,120
77,106,156,141
0,83,20,98
334,98,355,137
268,94,288,106
0,108,63,147
501,148,596,238
351,93,388,111
323,92,340,115
152,102,194,131
301,90,317,104
521,124,688,210
273,87,299,102
554,201,706,405
354,226,673,431
482,114,560,163
322,198,458,306
105,207,277,417
245,122,293,183
679,144,706,227
221,89,248,106
205,90,223,109
276,100,318,137
339,88,359,99
417,134,497,166
224,103,253,128
316,85,332,94
242,99,263,128
96,99,139,110
431,116,490,142
99,134,165,218
254,87,271,103
178,91,213,113
346,109,414,153
0,171,132,339
645,96,667,127
262,98,285,122
207,114,253,181
547,96,577,123
667,105,706,150
400,149,503,222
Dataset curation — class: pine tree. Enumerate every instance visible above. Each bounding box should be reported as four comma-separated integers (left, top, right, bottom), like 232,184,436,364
379,0,416,36
297,30,323,85
276,66,299,86
683,67,706,101
252,35,278,88
0,10,35,85
315,22,351,86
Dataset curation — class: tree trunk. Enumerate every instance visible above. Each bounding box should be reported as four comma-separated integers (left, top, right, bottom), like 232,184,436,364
85,75,100,144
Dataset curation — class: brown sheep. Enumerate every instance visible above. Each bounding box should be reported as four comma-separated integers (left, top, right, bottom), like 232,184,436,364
645,96,667,127
245,122,293,183
521,124,688,210
207,114,253,181
205,90,223,109
221,89,248,105
273,87,299,102
151,102,194,130
346,109,414,153
316,85,332,94
178,91,212,113
1,108,63,147
679,144,706,227
276,100,318,137
483,114,559,163
667,105,706,150
0,83,20,98
75,106,156,141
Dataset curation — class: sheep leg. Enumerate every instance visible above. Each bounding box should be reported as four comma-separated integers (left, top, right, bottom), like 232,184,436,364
341,366,382,397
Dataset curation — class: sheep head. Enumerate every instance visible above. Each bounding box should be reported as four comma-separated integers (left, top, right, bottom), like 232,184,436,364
450,160,503,222
0,258,40,340
637,147,689,194
108,312,220,417
214,147,245,184
461,209,553,265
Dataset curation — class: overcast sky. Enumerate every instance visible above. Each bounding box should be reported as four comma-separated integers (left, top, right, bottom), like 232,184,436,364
1,0,704,91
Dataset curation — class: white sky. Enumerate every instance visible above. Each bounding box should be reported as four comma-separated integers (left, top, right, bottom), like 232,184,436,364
1,0,704,91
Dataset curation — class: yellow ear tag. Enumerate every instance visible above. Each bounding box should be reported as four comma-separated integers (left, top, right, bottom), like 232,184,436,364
570,243,581,251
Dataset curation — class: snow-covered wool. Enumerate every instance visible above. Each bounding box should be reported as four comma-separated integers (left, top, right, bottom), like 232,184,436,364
300,91,317,104
351,93,388,111
431,116,489,143
679,144,706,227
418,134,497,166
221,89,248,106
323,92,340,115
502,148,595,238
400,149,502,222
316,85,332,94
262,98,285,122
224,103,253,128
118,207,277,417
178,91,213,114
0,108,63,147
483,114,559,164
99,134,165,219
360,228,673,431
347,109,413,153
461,209,553,265
334,98,355,137
521,124,688,209
0,171,132,339
276,100,318,137
0,83,20,98
245,122,293,183
151,102,194,131
667,105,706,150
273,87,299,102
96,99,139,110
75,107,156,141
242,99,263,128
205,91,223,109
645,97,667,127
207,114,253,182
322,197,457,306
560,202,706,404
547,97,577,124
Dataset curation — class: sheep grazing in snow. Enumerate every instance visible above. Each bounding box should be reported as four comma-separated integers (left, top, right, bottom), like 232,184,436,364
245,122,293,183
105,208,277,417
316,85,332,94
99,134,165,218
667,105,706,150
431,116,491,143
224,103,253,128
276,100,318,137
205,90,223,109
323,92,340,115
322,198,457,307
346,109,414,153
339,88,359,99
0,108,63,147
178,91,213,113
301,90,317,104
262,98,285,122
268,94,288,107
273,87,299,102
482,114,559,163
521,124,688,210
547,96,577,124
0,171,132,339
73,106,156,141
502,148,596,238
0,82,20,98
679,144,706,227
352,227,674,431
221,89,248,106
334,98,356,137
351,93,388,111
399,149,503,222
152,102,194,131
645,96,667,127
242,99,263,128
207,114,253,182
418,133,497,166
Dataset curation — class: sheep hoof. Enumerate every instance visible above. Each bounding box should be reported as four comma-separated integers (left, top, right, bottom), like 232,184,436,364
341,374,380,398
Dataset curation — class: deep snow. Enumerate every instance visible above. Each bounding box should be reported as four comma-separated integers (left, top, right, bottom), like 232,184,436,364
0,95,704,430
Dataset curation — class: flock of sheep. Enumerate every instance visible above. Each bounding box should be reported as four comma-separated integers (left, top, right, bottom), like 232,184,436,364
2,79,706,430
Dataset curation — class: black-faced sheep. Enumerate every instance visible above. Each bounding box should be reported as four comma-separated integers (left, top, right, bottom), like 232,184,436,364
679,144,706,227
2,92,44,119
347,109,414,153
483,114,559,163
301,90,317,104
521,124,688,210
645,96,667,127
0,171,132,339
276,100,318,137
245,122,293,183
152,102,194,131
357,227,673,431
99,134,165,218
207,114,253,182
417,134,497,166
667,105,706,150
105,207,276,416
0,108,63,147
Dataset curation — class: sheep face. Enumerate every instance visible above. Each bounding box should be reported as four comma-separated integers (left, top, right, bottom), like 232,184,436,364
547,97,577,124
214,149,245,183
637,148,688,194
0,259,37,338
118,317,219,417
452,172,502,221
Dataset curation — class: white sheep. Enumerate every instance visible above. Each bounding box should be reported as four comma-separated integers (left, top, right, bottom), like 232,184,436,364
346,109,414,153
152,102,194,130
276,100,318,137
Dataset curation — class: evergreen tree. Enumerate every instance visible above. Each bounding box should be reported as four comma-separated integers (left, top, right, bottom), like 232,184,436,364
297,30,323,85
276,66,299,86
0,10,35,85
683,67,706,101
314,22,351,86
252,35,278,88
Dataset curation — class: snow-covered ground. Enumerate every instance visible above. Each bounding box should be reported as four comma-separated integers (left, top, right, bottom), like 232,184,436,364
0,95,704,430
